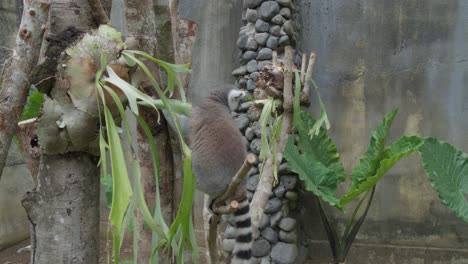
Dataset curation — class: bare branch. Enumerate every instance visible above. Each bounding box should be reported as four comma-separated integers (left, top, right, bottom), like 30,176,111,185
207,153,256,264
301,52,316,106
0,0,49,181
212,153,256,209
87,0,109,25
249,46,295,238
272,50,278,66
300,53,306,83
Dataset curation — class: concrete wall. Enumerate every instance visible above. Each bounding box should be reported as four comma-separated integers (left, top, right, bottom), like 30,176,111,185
0,0,33,251
0,0,21,73
296,0,468,263
186,0,468,263
0,144,34,250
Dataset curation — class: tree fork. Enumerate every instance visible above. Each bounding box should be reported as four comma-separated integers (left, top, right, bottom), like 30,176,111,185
0,0,49,181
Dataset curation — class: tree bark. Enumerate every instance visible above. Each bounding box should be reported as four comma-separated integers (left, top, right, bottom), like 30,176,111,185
22,153,100,264
21,1,100,263
0,0,48,180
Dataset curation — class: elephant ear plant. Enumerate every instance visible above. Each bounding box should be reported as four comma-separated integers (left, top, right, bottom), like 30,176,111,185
284,108,468,264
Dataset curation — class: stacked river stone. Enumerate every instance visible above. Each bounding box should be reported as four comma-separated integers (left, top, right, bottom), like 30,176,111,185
232,0,297,92
225,1,300,263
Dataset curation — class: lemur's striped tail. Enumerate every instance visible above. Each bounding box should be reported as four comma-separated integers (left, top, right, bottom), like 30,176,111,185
232,198,253,264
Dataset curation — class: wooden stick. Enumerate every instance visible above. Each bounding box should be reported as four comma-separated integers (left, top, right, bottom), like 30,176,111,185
300,53,307,83
301,52,316,106
207,153,256,264
249,46,295,238
272,50,278,66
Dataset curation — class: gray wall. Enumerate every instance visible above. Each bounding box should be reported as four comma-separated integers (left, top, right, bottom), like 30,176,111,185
0,144,34,250
297,0,468,263
0,0,33,251
0,0,21,73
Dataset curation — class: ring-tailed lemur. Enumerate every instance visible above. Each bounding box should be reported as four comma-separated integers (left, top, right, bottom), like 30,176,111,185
190,85,253,264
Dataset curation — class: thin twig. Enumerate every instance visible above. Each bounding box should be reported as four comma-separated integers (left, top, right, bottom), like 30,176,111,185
272,50,278,66
301,52,316,106
87,0,109,25
212,153,257,209
0,0,49,181
300,53,306,83
207,153,256,264
249,46,295,238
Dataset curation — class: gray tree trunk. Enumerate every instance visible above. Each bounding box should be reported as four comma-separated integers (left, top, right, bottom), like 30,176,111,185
20,1,100,263
22,153,99,264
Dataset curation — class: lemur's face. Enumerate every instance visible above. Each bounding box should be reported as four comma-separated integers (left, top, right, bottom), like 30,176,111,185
228,89,247,112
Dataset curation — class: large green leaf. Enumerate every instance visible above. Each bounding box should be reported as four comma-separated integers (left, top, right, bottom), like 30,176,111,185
340,136,423,206
103,106,133,263
284,112,346,207
21,85,44,120
350,109,398,188
419,138,468,222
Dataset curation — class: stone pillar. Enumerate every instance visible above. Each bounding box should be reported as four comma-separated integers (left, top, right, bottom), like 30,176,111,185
225,0,301,263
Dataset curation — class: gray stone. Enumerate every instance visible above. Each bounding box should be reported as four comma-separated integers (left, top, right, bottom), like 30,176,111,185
247,60,259,73
243,136,250,150
233,66,248,76
260,257,272,264
248,107,261,122
246,8,258,23
255,19,270,33
285,191,298,201
273,184,286,198
261,227,279,244
247,190,254,201
254,32,270,46
252,238,271,257
278,217,296,232
275,0,293,8
271,242,298,264
259,1,280,21
280,175,297,190
257,48,273,60
247,79,257,91
225,225,237,239
264,197,282,214
279,230,297,243
259,213,270,230
271,14,285,25
246,37,259,50
270,211,283,227
247,166,259,177
282,20,294,37
238,78,247,89
253,122,271,138
258,61,272,71
269,25,282,36
223,238,235,253
247,174,260,191
279,35,290,46
234,114,250,130
280,7,291,18
237,34,249,50
278,162,291,174
239,101,254,112
250,138,261,154
242,50,258,63
250,72,260,81
266,36,279,49
243,0,263,9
